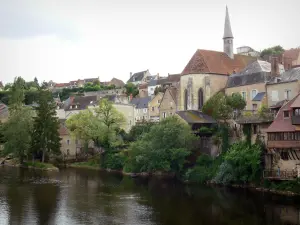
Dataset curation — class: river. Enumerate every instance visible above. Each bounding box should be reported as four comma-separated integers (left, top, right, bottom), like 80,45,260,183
0,166,300,225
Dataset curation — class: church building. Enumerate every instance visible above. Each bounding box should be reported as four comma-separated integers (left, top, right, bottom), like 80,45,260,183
178,6,256,111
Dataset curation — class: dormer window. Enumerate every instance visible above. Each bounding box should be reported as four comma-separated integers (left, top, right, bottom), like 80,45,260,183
283,110,290,118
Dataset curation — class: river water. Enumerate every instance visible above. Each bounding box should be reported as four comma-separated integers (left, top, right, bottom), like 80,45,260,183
0,166,300,225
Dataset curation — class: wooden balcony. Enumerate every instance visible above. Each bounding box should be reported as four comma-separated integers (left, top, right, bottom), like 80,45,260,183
292,115,300,125
263,170,297,180
268,140,300,148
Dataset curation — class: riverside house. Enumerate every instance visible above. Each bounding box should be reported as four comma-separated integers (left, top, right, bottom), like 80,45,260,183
131,97,151,123
264,93,300,180
148,93,163,122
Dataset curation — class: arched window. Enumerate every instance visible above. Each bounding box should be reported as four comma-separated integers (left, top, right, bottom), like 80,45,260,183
184,89,188,110
198,88,204,110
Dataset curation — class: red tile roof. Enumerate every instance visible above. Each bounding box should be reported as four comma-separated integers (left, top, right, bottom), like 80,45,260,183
55,83,69,88
182,49,256,75
267,94,300,132
284,48,300,61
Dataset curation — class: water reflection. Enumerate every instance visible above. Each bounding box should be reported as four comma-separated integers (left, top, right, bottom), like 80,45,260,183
0,166,299,225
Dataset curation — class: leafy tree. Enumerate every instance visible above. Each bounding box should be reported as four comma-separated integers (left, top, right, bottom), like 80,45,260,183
260,45,284,58
154,86,164,95
4,83,12,91
227,93,246,111
127,122,155,142
93,79,100,86
31,90,61,162
2,77,33,163
124,83,139,97
124,116,196,175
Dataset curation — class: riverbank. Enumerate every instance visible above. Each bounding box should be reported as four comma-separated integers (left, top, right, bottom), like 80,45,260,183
1,158,59,172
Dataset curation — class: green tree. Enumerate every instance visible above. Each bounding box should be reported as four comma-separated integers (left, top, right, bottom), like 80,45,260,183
260,45,284,58
2,77,33,163
154,86,164,95
124,83,139,97
4,83,12,91
31,90,61,162
124,116,196,175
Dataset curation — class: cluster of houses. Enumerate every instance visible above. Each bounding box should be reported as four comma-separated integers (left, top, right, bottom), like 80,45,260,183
1,6,300,180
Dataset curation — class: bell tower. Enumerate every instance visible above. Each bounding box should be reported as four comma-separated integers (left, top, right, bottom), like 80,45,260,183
223,6,234,59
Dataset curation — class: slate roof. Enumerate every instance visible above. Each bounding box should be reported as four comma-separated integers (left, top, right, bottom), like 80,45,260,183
270,100,289,109
182,49,256,75
280,67,300,81
176,110,216,124
148,79,158,86
226,72,271,88
130,97,151,109
157,78,168,85
127,70,148,83
266,94,300,132
252,92,265,101
65,96,97,111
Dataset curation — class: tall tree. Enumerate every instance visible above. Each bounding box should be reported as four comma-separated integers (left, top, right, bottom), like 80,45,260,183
124,83,139,97
260,45,284,58
31,90,61,162
3,77,33,163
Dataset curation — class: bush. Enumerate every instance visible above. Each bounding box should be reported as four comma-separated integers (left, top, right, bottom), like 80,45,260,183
101,152,125,170
124,116,196,174
214,141,262,184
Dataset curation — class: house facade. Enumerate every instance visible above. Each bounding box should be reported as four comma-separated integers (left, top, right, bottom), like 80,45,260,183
159,87,178,120
284,48,300,67
131,97,151,122
127,70,151,85
179,7,255,111
138,83,148,98
112,103,135,132
265,93,300,178
148,93,163,122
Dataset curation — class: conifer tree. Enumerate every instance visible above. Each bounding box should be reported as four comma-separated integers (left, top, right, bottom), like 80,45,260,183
31,90,61,162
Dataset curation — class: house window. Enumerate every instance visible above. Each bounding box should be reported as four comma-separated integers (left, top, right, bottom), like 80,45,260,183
143,108,147,113
252,104,258,111
152,107,154,111
184,89,188,110
271,90,279,101
241,91,247,100
163,112,167,118
251,89,257,100
198,88,204,110
253,125,257,135
284,89,291,100
283,110,290,118
67,140,70,145
280,151,289,161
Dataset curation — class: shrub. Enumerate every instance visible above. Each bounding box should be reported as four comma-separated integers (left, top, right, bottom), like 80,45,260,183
102,152,125,170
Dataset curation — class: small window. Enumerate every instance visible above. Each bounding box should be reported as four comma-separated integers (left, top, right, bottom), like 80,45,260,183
143,108,147,113
280,151,289,161
252,104,258,111
283,110,290,118
163,112,167,118
251,90,257,100
158,100,161,104
241,91,247,100
284,90,291,100
253,125,257,135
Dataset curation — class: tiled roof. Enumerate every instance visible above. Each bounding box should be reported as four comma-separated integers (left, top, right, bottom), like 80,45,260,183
176,110,216,124
127,70,148,83
252,92,265,101
284,48,300,61
55,83,69,88
65,96,97,111
266,94,300,132
182,49,256,75
131,97,151,109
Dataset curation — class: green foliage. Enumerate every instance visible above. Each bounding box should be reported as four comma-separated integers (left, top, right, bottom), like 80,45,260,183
198,126,213,134
23,161,56,169
263,179,300,193
185,154,223,184
154,86,164,95
260,45,284,58
127,122,154,141
214,142,262,184
124,83,139,97
124,116,196,174
220,125,229,153
101,152,125,170
227,93,246,111
31,90,62,162
258,104,270,119
242,124,251,145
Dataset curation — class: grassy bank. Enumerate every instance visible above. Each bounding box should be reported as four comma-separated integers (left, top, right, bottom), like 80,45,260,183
22,161,59,171
70,161,100,170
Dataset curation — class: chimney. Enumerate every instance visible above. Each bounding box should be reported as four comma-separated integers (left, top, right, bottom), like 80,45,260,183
130,72,133,78
271,56,279,76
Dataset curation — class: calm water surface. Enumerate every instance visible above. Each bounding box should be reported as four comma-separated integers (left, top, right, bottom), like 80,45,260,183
0,166,300,225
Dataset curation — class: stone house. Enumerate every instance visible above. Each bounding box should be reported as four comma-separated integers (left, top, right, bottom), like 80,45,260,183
131,97,151,122
148,93,163,122
284,48,300,67
236,46,260,57
266,67,300,109
179,7,256,111
159,87,178,120
265,93,300,179
127,70,151,85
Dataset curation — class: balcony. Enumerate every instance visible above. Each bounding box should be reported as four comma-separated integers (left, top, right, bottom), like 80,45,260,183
234,110,275,124
292,115,300,125
268,140,300,148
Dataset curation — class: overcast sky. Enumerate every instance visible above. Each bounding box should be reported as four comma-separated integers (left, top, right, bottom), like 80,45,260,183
0,0,299,84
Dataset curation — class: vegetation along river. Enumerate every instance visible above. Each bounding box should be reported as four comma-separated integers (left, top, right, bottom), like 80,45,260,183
0,166,300,225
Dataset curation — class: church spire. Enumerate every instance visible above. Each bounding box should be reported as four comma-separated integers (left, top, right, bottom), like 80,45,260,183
223,6,233,39
223,6,234,59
